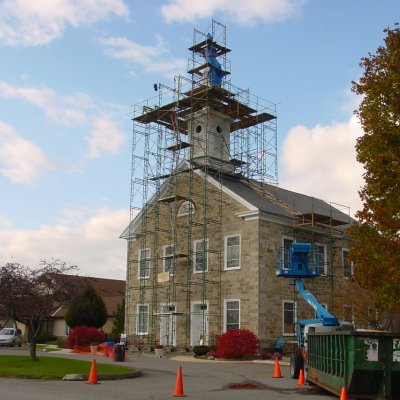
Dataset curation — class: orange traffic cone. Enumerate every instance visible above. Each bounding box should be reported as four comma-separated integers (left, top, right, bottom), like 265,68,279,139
87,358,99,384
298,368,305,385
172,366,185,397
340,387,347,400
273,357,283,378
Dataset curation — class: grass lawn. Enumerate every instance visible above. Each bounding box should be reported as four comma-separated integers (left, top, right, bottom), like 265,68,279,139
0,355,135,379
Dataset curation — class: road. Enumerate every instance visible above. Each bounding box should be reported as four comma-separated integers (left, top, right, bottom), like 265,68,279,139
0,347,335,400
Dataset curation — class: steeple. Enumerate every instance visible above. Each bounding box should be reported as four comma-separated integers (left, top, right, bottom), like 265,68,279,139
133,19,277,183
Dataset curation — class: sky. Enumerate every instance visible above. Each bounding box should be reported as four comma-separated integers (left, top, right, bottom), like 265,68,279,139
0,0,398,280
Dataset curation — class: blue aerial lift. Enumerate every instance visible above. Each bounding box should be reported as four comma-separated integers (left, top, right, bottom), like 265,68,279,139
276,242,341,379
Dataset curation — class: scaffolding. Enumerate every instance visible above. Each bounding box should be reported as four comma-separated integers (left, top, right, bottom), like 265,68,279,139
273,196,353,331
125,19,278,348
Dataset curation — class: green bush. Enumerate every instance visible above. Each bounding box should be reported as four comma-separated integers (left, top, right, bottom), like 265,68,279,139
36,333,58,344
193,345,209,356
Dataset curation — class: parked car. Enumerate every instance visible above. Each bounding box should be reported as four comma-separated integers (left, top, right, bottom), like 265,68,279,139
0,328,22,347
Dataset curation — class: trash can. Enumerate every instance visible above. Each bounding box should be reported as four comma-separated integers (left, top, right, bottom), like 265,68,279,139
307,331,400,399
113,344,125,362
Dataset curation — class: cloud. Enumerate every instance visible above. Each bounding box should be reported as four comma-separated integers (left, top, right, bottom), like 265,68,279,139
161,0,306,25
0,0,129,46
0,216,13,229
85,115,127,159
0,81,129,171
0,81,94,127
100,35,186,77
0,120,54,185
0,207,131,279
280,115,365,216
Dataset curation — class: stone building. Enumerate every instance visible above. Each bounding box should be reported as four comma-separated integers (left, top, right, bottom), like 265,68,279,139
121,21,367,351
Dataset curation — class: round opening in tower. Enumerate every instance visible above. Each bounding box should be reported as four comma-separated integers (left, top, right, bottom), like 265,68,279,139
196,125,202,133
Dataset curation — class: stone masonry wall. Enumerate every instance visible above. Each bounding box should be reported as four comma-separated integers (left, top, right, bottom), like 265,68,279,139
126,172,373,350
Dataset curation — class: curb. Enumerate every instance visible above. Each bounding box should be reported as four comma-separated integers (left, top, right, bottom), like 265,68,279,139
63,370,142,381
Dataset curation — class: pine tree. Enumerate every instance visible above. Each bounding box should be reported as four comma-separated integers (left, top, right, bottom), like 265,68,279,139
65,284,107,329
110,299,125,341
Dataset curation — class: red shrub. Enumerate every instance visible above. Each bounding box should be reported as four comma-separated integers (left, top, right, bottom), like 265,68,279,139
215,329,259,359
66,326,106,349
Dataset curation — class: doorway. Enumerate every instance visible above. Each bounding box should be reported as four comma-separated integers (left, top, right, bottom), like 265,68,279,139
160,303,176,346
191,301,209,346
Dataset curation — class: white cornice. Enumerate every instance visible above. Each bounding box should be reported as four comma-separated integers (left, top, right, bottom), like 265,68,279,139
236,210,260,221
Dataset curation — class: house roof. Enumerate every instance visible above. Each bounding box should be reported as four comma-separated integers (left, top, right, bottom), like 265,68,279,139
51,275,125,318
221,175,352,227
120,166,352,238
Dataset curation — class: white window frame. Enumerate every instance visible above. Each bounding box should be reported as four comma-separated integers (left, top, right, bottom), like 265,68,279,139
163,244,175,274
136,304,149,335
138,248,150,279
193,238,208,273
224,299,240,331
342,248,354,278
282,300,296,336
178,201,195,217
224,234,241,270
314,243,327,275
282,236,294,270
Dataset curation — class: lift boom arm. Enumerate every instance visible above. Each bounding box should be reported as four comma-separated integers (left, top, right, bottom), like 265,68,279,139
276,242,339,348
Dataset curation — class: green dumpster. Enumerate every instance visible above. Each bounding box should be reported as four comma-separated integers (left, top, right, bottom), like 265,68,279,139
307,331,400,399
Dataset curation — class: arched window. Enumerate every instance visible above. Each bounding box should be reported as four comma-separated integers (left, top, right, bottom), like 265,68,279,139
177,201,195,217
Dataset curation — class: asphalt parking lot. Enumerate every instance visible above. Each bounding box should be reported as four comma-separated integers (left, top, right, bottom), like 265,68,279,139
0,347,335,400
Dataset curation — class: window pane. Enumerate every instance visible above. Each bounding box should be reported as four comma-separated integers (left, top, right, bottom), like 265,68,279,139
164,245,175,273
227,236,239,246
227,310,239,323
283,238,293,269
315,245,325,274
139,249,150,278
227,248,239,268
343,250,352,278
195,240,207,272
283,302,295,334
226,235,240,269
227,300,239,309
178,201,195,216
137,305,148,334
226,300,240,330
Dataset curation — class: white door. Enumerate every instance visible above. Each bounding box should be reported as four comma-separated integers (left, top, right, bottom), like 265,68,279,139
191,301,208,346
160,304,176,346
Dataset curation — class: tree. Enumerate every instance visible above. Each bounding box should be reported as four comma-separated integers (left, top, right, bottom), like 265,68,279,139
110,299,125,341
65,284,107,329
348,23,400,323
0,260,78,361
